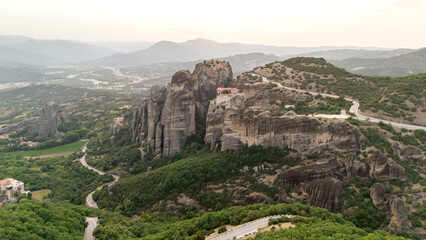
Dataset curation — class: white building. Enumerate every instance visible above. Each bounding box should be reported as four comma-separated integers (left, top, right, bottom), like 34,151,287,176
0,178,26,201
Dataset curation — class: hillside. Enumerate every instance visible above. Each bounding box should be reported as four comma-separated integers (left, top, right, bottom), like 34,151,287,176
253,57,426,126
286,48,414,60
5,39,116,62
0,66,45,83
88,41,205,67
332,48,426,76
0,46,55,66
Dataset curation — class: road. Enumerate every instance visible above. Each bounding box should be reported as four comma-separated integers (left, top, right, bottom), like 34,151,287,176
255,74,426,131
207,215,292,240
84,217,98,240
79,143,120,240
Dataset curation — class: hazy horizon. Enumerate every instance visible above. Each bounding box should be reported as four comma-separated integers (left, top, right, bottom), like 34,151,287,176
1,0,425,49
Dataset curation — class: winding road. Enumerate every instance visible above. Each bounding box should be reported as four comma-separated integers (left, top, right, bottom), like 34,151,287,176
80,145,120,240
207,215,293,240
255,74,426,131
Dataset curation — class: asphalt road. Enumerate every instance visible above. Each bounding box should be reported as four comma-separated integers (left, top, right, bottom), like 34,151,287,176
207,215,292,240
256,74,426,131
80,143,120,240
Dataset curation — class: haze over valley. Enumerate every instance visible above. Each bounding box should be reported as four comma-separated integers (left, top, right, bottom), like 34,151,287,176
0,1,425,240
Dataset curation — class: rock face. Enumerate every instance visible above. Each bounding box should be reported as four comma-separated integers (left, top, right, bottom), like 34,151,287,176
368,151,406,180
0,118,39,135
274,158,344,187
0,102,69,138
110,121,128,135
302,178,345,213
370,183,387,208
386,196,411,234
205,94,369,154
400,145,424,162
131,60,233,157
29,103,70,137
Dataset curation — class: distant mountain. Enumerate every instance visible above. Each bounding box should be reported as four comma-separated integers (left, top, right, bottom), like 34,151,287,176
88,40,206,67
89,38,388,67
0,46,55,66
284,48,415,60
86,41,155,53
332,48,426,76
120,52,281,87
5,39,116,63
0,35,32,45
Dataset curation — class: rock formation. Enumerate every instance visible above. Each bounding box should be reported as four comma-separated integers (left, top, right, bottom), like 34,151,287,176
0,102,69,138
302,177,345,213
131,60,233,157
400,145,424,162
368,151,406,180
370,182,387,208
386,196,411,234
205,92,369,154
110,119,128,135
274,157,344,187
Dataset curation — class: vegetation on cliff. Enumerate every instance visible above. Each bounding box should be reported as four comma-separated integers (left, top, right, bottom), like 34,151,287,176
255,57,425,124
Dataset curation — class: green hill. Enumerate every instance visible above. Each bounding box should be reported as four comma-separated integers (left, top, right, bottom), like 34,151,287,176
254,57,426,126
332,48,426,76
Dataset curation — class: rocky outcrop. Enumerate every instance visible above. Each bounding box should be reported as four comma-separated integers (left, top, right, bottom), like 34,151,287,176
274,157,344,187
302,177,345,213
131,60,233,157
386,196,411,234
240,192,273,205
0,118,39,135
368,151,406,180
400,145,423,163
205,94,369,154
131,100,147,143
110,121,128,135
370,183,387,208
0,102,69,138
345,152,369,178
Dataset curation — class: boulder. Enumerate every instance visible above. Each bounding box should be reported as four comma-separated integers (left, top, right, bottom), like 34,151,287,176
240,192,273,205
368,151,406,180
302,177,345,213
274,158,344,187
370,183,387,208
386,196,411,234
400,145,424,163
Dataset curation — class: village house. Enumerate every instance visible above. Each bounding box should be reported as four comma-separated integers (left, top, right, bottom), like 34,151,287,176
0,135,9,140
0,178,27,202
114,117,124,124
20,141,38,147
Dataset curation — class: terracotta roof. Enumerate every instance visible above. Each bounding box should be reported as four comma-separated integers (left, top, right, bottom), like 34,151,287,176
0,178,12,185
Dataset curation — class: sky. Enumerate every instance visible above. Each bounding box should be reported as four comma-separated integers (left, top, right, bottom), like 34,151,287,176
0,0,425,48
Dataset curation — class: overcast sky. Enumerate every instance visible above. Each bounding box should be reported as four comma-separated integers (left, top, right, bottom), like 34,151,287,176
0,0,425,48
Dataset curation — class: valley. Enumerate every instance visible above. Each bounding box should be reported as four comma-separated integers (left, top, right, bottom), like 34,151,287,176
0,40,424,240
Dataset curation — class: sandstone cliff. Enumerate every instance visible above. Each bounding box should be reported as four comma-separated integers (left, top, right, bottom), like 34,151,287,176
205,91,369,154
131,60,233,157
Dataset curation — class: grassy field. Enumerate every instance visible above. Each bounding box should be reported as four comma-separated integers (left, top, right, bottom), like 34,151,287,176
10,141,87,157
31,189,51,201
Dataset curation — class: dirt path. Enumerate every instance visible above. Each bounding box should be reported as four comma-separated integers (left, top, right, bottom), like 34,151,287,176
24,151,75,159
